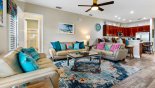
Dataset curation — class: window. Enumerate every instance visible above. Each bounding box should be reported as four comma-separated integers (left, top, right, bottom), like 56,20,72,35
7,0,18,51
8,14,18,51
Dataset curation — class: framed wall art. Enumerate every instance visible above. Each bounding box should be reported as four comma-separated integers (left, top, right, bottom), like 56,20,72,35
59,23,74,34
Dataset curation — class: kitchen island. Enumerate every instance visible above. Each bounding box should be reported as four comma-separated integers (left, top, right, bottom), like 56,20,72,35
128,40,143,58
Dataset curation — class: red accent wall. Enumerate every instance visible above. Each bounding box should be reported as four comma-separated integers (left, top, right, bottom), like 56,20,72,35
103,25,150,37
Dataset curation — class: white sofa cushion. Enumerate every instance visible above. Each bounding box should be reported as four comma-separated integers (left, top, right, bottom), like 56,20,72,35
56,51,68,56
56,49,87,56
37,58,58,71
0,48,60,88
93,49,114,57
3,51,23,73
0,59,15,77
0,48,23,77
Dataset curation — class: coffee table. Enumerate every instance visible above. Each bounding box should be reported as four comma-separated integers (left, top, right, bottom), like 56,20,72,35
67,51,102,66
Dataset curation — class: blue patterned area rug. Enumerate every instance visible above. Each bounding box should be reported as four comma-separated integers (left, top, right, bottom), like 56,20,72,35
54,58,141,88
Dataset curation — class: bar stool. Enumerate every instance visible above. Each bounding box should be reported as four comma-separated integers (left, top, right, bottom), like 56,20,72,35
126,45,134,59
143,42,154,54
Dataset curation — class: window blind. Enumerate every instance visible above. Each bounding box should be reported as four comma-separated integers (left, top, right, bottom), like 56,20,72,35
8,14,18,51
7,0,18,51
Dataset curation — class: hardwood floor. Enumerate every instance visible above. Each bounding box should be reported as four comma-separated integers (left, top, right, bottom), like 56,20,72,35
113,53,155,88
124,54,155,68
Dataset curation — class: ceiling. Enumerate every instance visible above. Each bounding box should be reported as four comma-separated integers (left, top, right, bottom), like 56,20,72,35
21,0,155,23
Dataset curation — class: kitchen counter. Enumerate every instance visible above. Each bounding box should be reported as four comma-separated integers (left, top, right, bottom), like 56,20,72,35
128,40,142,58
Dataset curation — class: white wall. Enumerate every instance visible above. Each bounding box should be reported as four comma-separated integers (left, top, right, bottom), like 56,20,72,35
105,21,121,26
15,0,25,48
17,7,25,48
18,2,104,55
0,28,8,53
0,0,8,53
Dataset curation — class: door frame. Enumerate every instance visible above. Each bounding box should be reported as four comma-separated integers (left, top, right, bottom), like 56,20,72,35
24,12,43,52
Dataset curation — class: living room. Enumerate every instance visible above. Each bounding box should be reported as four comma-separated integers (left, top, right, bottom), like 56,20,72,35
0,0,155,88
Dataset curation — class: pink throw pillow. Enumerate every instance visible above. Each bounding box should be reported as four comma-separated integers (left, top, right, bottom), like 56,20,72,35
66,43,73,50
96,43,105,50
110,43,121,52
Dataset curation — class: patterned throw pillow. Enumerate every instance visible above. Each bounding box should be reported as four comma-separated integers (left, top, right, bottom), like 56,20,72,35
104,44,111,51
60,43,66,51
51,41,61,51
76,41,85,49
110,43,121,52
66,43,73,50
96,43,105,50
18,52,39,72
22,47,40,61
74,43,80,50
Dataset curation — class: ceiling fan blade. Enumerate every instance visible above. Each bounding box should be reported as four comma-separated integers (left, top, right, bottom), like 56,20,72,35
98,7,104,11
78,5,92,7
98,1,114,6
85,8,91,12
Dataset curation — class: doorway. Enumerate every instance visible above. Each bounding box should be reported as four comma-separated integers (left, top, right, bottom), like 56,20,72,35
24,13,43,52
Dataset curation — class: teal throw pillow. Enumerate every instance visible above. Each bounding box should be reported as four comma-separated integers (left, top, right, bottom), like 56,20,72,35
18,52,39,72
51,41,61,51
60,43,66,50
76,41,85,49
104,45,111,51
126,40,129,46
22,47,40,61
74,43,80,50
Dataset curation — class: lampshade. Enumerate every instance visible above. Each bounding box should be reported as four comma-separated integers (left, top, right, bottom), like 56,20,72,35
86,35,90,40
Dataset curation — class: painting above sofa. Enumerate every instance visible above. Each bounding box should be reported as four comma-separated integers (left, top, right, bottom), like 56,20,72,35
59,23,74,34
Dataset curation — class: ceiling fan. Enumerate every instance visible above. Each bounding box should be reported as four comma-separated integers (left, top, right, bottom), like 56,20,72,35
78,0,114,12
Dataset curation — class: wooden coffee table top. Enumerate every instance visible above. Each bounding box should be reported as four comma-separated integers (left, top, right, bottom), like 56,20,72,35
67,51,99,58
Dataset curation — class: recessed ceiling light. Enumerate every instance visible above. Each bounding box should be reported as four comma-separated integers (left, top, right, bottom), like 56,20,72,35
118,17,121,20
115,15,118,18
130,10,134,14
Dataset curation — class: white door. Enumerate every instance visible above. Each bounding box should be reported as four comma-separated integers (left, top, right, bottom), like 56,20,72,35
25,19,40,52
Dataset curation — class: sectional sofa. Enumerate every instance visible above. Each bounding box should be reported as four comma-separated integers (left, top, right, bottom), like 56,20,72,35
0,47,59,88
49,41,128,61
92,42,128,61
49,42,88,60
